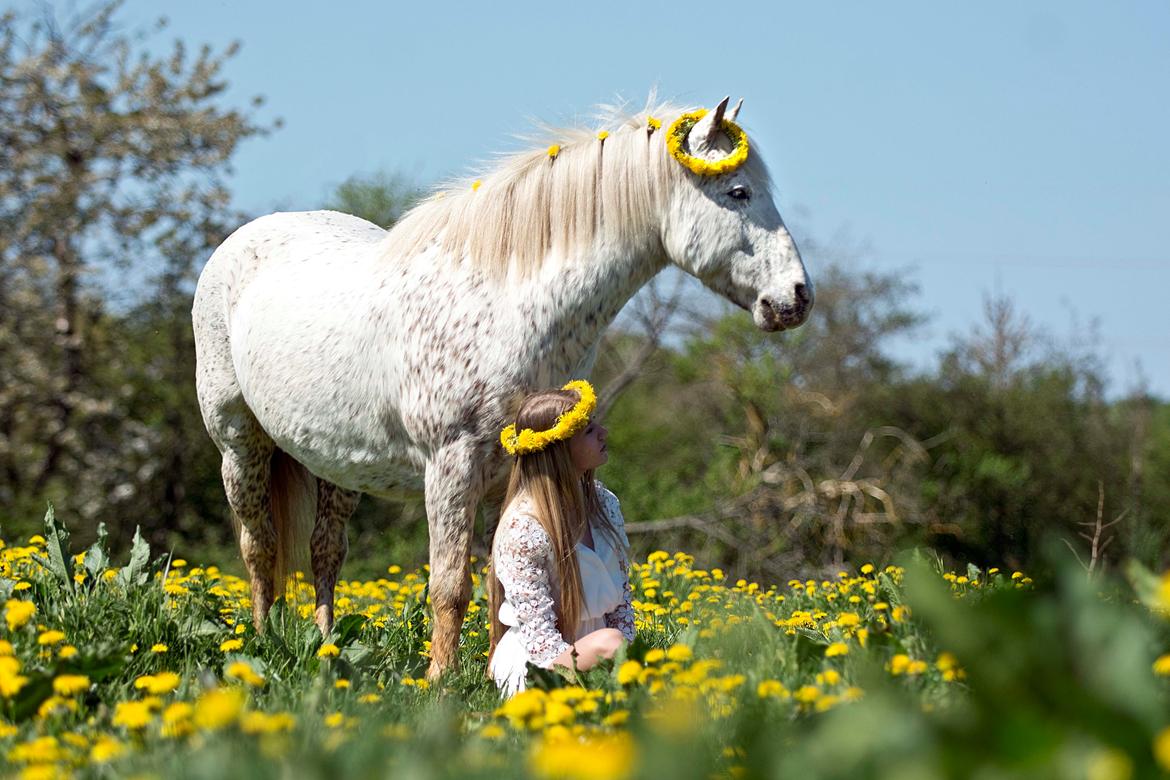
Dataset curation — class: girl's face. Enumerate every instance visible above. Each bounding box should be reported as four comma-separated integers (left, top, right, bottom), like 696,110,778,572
568,418,608,474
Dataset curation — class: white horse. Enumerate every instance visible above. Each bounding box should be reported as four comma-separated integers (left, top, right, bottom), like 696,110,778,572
192,97,812,679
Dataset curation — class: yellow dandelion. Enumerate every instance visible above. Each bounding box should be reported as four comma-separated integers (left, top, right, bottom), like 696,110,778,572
666,644,693,662
647,116,661,131
150,643,168,654
219,638,243,652
757,680,788,699
597,130,609,141
112,700,156,730
825,642,849,657
529,732,634,780
889,654,911,676
547,144,560,159
90,736,125,763
471,179,482,192
334,679,350,690
57,646,78,660
317,643,340,659
36,630,66,646
1153,655,1170,676
226,662,265,688
135,671,181,695
51,675,89,697
616,660,642,686
1155,727,1170,771
793,685,820,704
603,709,630,727
193,688,244,731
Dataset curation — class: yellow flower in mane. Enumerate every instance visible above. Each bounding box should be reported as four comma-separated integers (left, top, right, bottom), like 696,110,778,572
547,144,560,159
596,130,609,141
647,116,661,132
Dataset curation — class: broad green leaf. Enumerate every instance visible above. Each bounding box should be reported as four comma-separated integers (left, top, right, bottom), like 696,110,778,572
41,504,74,595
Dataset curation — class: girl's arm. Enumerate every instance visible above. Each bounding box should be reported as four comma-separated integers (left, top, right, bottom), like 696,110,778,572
494,513,573,668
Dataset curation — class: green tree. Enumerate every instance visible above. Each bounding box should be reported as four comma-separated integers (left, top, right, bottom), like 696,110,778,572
325,171,424,229
0,1,271,547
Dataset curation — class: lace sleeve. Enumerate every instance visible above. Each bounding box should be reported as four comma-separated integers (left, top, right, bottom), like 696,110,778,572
494,511,573,668
598,485,636,642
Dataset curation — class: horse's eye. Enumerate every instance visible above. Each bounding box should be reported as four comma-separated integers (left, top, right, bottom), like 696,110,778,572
728,185,750,201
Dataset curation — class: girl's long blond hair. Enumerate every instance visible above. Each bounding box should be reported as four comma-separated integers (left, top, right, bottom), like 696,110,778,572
486,387,623,670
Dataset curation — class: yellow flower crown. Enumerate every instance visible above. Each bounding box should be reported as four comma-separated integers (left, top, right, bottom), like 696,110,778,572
500,380,597,456
666,109,750,177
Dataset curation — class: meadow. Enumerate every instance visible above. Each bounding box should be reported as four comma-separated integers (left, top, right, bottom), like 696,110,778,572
1,509,1169,779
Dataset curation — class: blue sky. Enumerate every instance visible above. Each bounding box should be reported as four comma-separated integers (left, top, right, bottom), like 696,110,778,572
106,0,1169,397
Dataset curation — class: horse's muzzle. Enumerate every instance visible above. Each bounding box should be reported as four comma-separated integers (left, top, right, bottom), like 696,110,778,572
754,283,813,332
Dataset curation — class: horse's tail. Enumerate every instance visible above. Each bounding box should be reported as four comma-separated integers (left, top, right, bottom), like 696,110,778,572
270,448,317,597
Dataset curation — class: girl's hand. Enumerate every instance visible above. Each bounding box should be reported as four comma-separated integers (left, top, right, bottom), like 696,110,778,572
552,627,624,671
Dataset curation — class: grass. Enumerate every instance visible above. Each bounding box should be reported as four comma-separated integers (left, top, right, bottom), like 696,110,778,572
1,509,1169,779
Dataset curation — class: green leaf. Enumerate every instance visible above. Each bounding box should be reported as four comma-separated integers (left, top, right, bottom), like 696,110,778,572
41,504,74,595
83,522,110,581
116,526,151,588
334,614,367,647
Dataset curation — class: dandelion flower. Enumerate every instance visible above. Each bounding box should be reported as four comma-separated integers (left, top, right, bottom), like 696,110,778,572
219,638,243,652
1154,655,1170,676
134,672,181,695
193,688,244,731
317,643,340,659
113,700,156,730
757,680,788,699
37,630,66,646
825,642,849,657
150,643,168,654
90,736,125,763
51,675,90,697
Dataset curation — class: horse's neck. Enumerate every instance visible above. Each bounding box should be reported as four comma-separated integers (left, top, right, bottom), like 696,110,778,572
516,245,664,375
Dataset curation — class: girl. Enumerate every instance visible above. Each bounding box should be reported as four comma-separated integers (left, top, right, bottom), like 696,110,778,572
487,380,635,697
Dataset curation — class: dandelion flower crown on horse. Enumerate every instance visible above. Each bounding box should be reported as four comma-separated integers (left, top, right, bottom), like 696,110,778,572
500,380,596,456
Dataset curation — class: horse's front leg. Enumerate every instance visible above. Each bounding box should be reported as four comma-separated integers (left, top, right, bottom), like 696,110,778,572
423,441,482,681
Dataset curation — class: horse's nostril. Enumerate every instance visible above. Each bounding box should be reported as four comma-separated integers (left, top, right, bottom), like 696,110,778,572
794,283,810,305
760,296,774,311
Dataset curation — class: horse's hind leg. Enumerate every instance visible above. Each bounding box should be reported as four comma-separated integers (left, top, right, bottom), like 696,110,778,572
220,438,278,628
311,481,360,636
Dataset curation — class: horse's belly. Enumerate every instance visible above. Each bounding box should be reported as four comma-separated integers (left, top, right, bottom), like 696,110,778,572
229,261,425,493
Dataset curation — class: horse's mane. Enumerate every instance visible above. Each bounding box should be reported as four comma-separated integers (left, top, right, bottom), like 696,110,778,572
381,98,773,278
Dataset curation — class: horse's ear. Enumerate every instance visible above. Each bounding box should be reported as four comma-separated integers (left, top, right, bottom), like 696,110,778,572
689,96,731,153
727,98,743,123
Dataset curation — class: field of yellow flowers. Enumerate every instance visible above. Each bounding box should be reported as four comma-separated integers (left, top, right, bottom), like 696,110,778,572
2,509,1170,779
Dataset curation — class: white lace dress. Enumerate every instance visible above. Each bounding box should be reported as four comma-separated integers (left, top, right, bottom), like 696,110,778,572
489,483,636,698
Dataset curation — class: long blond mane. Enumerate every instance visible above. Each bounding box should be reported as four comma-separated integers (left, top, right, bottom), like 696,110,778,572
382,100,772,278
